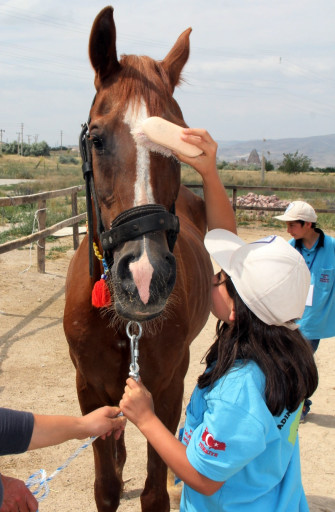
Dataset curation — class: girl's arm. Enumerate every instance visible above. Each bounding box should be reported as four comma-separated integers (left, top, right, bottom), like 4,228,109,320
120,379,224,496
177,128,237,234
28,406,126,450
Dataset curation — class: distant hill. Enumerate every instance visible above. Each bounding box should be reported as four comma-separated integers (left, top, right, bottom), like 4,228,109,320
216,134,335,168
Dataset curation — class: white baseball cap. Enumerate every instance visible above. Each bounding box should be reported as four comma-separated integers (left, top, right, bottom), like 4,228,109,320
204,229,310,330
274,201,317,223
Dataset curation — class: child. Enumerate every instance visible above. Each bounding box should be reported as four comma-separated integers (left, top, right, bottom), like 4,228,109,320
274,200,335,420
120,129,318,511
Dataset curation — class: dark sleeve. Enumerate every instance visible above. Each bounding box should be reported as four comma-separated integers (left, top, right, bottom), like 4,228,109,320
0,408,34,455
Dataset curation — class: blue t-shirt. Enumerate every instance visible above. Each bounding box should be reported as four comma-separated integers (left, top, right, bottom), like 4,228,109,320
180,361,308,512
289,232,335,339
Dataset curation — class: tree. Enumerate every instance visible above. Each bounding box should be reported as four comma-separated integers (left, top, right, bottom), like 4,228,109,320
29,141,50,156
279,151,313,174
2,140,50,156
265,159,274,172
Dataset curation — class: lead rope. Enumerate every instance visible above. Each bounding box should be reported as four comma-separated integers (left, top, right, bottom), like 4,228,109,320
25,321,142,507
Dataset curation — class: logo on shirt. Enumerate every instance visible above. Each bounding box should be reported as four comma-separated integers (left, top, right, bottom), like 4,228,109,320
201,427,226,451
320,273,329,283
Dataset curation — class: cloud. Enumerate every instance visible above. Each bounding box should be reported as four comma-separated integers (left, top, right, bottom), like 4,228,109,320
0,0,334,144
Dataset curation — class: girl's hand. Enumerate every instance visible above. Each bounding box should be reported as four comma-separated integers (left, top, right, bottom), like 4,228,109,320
176,128,218,180
120,378,155,429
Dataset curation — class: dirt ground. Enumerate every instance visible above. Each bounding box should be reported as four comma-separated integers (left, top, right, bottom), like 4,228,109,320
0,225,334,512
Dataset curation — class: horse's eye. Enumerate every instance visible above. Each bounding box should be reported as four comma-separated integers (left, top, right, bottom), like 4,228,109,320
90,135,104,152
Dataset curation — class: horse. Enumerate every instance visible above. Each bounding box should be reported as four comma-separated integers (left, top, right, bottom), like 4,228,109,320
63,6,213,512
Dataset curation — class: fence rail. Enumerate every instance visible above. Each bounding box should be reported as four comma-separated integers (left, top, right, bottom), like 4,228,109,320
186,183,335,214
0,185,85,272
1,183,335,273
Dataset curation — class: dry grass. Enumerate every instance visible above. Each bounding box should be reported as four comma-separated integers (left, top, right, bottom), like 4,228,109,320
1,156,335,234
181,165,335,230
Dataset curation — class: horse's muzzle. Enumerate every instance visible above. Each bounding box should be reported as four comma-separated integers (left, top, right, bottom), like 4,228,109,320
111,233,177,321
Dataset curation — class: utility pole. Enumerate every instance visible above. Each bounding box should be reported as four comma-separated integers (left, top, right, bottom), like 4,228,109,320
20,123,24,156
0,129,5,154
60,130,63,153
27,134,32,145
261,138,266,184
34,134,39,143
16,132,20,155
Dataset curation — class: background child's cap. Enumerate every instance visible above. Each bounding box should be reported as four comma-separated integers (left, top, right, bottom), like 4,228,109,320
274,201,317,222
204,229,310,330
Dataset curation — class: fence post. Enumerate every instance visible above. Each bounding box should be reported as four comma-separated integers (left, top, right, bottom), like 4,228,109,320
232,187,237,212
71,191,80,250
37,199,47,273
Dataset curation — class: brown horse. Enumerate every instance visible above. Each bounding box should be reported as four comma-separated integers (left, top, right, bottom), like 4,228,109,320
63,6,212,512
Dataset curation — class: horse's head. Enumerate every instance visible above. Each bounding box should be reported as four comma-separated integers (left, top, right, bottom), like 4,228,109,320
83,6,192,322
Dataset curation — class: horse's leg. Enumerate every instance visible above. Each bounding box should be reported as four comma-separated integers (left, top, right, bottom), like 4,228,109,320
93,434,126,512
140,379,184,512
76,375,126,512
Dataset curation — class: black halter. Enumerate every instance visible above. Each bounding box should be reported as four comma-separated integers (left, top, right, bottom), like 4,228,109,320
79,102,180,277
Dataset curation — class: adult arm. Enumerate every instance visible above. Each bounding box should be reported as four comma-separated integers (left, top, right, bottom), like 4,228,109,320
28,406,126,450
120,379,223,496
0,475,38,512
177,128,237,234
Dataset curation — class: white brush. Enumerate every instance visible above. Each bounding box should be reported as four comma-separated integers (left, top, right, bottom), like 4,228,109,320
132,117,203,158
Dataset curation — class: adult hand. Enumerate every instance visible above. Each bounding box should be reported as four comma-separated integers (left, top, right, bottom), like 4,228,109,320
0,475,38,512
120,378,155,430
80,406,127,440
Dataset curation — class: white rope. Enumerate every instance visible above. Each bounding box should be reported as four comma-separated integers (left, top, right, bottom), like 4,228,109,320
25,436,96,505
20,208,47,274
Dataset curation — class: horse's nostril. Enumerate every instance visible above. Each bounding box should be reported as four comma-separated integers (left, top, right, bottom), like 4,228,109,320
116,255,134,281
165,252,175,266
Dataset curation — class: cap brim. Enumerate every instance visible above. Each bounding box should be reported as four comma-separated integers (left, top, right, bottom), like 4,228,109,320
274,213,296,221
204,229,245,273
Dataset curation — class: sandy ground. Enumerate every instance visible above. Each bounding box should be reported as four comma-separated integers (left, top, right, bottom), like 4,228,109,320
0,225,334,512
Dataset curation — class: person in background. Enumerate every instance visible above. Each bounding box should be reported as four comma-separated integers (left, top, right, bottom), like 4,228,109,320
274,200,335,421
0,405,126,512
120,129,318,511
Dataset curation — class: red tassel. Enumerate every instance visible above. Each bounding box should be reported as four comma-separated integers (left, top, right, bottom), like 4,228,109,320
92,278,111,308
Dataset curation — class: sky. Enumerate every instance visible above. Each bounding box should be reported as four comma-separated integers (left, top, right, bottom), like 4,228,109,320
1,0,334,147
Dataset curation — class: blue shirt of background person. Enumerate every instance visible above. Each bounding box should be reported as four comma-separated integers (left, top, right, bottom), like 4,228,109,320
289,230,335,340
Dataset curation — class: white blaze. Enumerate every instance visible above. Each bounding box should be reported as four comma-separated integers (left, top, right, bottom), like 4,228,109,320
123,100,155,304
123,101,154,206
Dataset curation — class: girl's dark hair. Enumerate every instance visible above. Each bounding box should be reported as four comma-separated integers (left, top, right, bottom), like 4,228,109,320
198,276,318,416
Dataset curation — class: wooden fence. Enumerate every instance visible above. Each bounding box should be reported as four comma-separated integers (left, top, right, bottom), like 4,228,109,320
187,184,335,214
1,183,335,273
0,185,85,272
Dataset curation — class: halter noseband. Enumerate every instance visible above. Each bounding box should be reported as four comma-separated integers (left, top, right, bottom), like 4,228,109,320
79,105,180,277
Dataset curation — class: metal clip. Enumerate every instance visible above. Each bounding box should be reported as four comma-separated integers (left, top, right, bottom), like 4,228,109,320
126,321,142,381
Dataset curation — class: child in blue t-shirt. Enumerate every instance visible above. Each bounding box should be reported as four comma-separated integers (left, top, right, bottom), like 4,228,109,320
120,128,318,511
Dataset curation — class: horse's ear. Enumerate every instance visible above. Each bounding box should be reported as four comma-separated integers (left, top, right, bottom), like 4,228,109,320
161,28,192,91
89,6,121,86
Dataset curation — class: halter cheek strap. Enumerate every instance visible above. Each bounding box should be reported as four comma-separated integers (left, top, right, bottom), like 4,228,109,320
79,100,180,277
